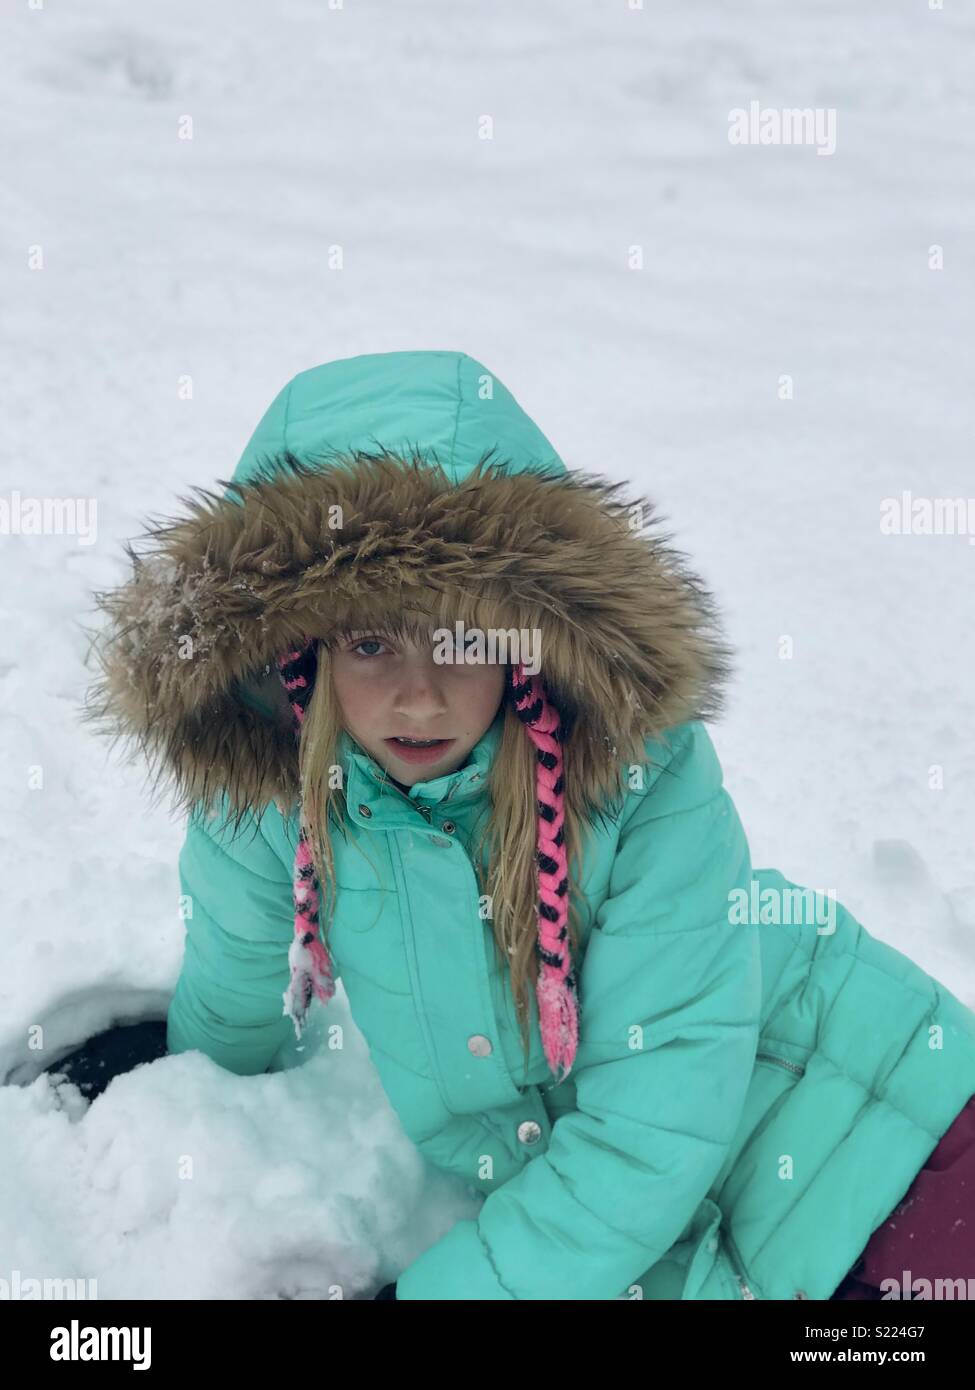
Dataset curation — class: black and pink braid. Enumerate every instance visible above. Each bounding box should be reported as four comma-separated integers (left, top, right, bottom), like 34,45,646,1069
507,662,579,1084
275,639,337,1038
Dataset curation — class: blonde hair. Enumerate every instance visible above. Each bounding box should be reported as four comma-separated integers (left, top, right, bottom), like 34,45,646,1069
296,639,587,1075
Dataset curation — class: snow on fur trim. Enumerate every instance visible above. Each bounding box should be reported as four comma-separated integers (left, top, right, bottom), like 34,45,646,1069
83,447,733,833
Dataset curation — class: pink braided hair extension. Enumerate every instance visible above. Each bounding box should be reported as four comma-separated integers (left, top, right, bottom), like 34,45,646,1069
507,661,579,1083
275,640,336,1039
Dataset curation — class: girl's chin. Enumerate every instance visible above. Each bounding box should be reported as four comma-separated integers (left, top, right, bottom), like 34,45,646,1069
380,739,464,777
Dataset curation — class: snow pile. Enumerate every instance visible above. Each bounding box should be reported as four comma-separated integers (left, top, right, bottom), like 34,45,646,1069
0,1019,476,1300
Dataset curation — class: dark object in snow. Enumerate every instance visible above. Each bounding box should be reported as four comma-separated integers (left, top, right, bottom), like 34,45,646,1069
44,1020,168,1099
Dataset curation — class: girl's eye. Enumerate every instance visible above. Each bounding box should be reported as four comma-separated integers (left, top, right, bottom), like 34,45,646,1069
349,637,389,659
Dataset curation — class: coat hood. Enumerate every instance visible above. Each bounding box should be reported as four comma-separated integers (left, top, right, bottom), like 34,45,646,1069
83,351,734,823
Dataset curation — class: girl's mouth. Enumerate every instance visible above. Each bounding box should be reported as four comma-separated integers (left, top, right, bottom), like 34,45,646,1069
384,737,456,765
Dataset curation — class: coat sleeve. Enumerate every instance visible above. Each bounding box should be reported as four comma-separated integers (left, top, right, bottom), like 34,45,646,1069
166,799,299,1077
395,720,763,1300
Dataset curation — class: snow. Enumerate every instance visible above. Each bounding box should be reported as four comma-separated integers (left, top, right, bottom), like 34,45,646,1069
1,0,972,1299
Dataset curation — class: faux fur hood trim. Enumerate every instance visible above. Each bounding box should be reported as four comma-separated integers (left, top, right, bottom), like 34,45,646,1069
82,446,734,823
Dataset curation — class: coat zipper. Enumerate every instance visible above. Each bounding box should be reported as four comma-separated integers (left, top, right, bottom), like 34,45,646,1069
722,1225,758,1300
755,1051,805,1077
728,1050,801,1301
725,1052,805,1298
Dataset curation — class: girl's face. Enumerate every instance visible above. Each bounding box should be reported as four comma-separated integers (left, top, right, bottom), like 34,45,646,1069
330,627,507,787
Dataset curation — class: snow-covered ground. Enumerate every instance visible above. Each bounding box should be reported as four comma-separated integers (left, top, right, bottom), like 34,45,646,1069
1,0,972,1299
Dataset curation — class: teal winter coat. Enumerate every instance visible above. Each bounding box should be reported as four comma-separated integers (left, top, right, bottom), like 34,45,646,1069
88,351,975,1301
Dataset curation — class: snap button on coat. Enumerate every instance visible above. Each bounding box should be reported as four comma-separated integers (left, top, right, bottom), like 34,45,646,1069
468,1034,493,1057
517,1120,542,1146
441,821,456,834
358,805,372,818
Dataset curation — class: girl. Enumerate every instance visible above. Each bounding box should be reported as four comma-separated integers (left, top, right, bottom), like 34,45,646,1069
85,350,975,1301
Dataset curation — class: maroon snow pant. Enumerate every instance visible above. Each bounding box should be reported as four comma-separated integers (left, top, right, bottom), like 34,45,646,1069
830,1093,975,1300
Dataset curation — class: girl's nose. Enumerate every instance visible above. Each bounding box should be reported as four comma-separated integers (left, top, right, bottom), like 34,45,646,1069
392,656,450,719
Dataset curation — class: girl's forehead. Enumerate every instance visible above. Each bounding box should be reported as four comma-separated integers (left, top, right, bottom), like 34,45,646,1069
332,600,486,642
334,613,441,643
327,594,532,647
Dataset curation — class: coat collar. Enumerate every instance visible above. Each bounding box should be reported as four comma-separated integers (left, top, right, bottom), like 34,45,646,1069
340,710,502,827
